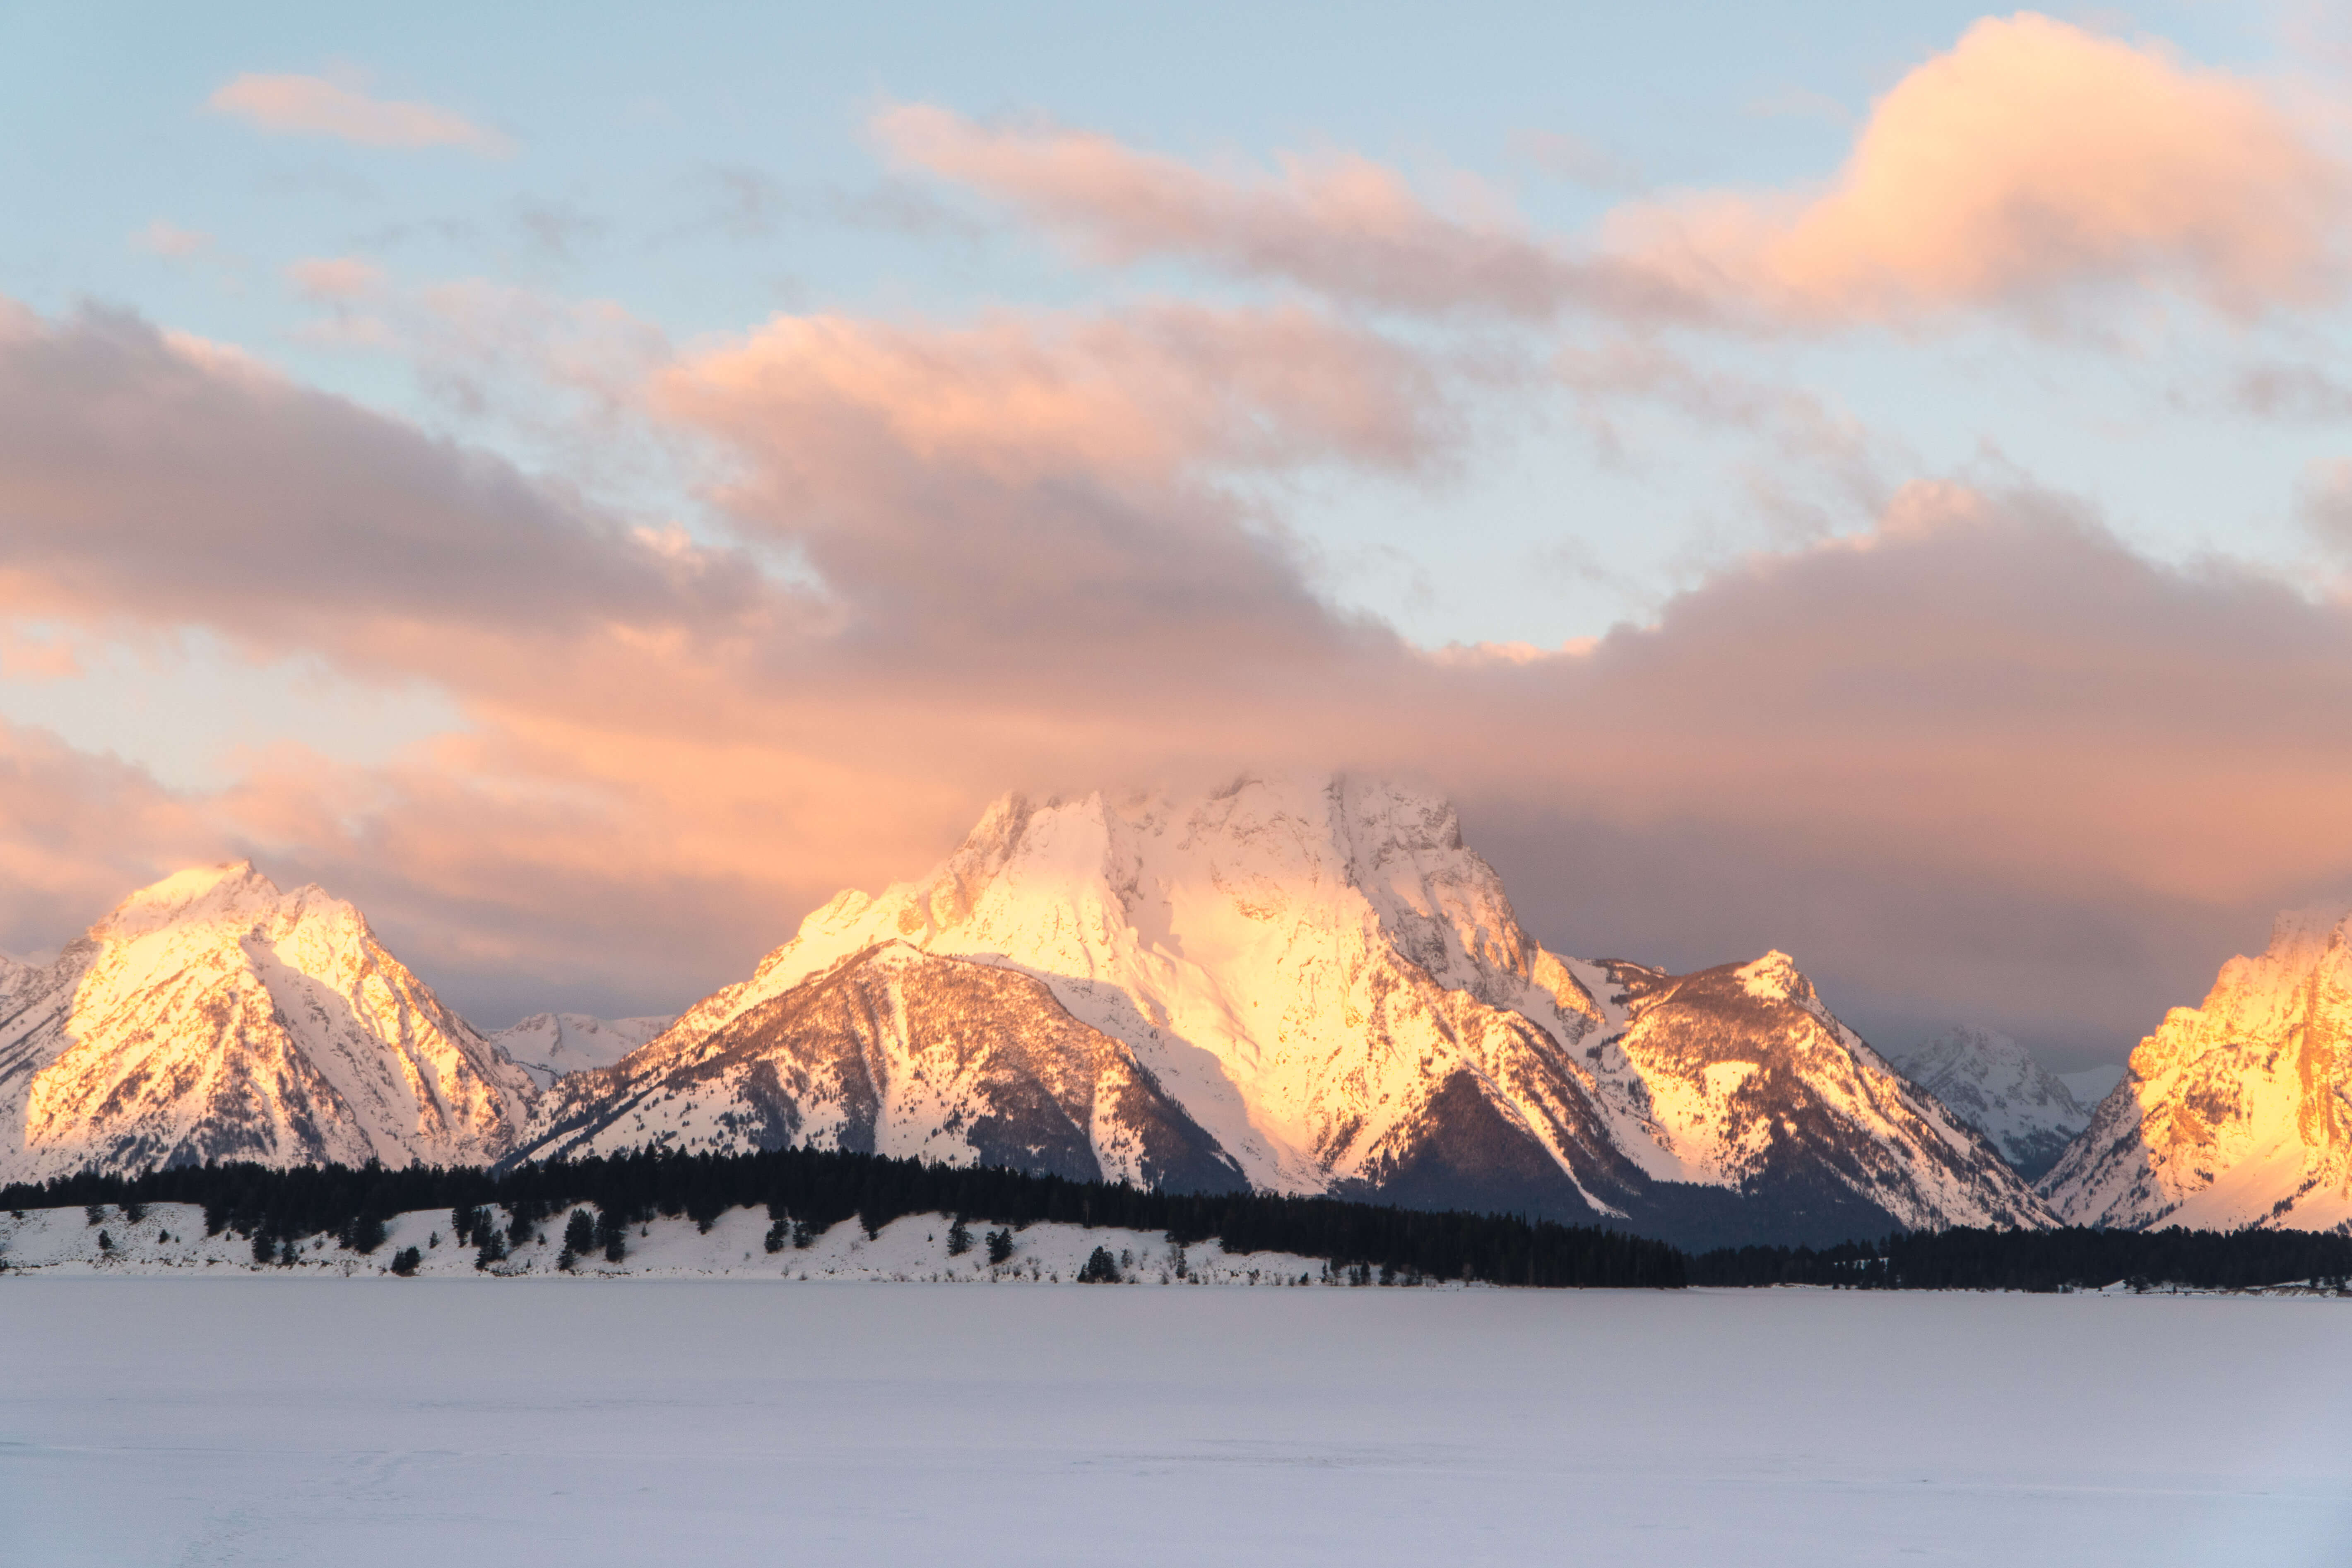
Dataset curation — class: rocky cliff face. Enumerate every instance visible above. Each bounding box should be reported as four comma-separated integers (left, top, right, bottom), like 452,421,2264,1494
0,863,536,1181
2040,909,2352,1231
1891,1026,2091,1180
516,776,2047,1245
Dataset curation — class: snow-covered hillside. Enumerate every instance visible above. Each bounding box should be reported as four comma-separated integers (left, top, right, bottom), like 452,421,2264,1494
0,864,536,1181
2041,908,2352,1231
492,1012,672,1090
516,775,2046,1245
0,1202,1331,1286
1892,1026,2091,1179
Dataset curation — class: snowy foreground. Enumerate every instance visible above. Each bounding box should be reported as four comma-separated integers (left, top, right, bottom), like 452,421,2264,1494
4,1273,2349,1566
0,1202,1328,1284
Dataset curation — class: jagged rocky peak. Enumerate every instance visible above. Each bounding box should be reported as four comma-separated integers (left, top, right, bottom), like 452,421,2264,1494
2040,906,2352,1231
1891,1026,2089,1182
0,862,537,1182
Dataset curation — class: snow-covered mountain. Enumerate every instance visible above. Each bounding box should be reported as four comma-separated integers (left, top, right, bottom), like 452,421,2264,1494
0,863,537,1182
1891,1027,2090,1180
515,776,2047,1245
492,1012,672,1091
2040,908,2352,1232
524,942,1243,1190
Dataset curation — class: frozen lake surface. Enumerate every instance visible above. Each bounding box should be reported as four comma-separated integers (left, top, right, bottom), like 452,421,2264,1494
2,1279,2346,1566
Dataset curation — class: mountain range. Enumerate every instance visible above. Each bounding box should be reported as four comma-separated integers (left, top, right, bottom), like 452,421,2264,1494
4,774,2347,1246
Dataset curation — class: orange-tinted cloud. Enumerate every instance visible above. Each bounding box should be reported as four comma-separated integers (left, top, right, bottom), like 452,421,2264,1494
655,302,1446,662
1606,14,2350,322
873,102,1643,318
886,15,2349,330
5,294,2352,1055
286,256,383,301
208,72,508,155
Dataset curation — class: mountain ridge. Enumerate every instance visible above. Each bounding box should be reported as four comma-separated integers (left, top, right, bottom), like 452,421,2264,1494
510,774,2050,1245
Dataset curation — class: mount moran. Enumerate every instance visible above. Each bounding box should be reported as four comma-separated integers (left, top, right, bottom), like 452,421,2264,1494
11,775,2349,1245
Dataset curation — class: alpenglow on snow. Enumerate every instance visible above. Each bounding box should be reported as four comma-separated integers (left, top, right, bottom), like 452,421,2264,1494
0,863,536,1183
2040,906,2352,1232
513,775,2049,1246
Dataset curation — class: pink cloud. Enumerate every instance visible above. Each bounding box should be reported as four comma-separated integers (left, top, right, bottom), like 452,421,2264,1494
873,102,1631,318
654,302,1448,661
883,15,2349,331
1607,14,2350,323
207,73,508,155
286,256,383,301
5,294,2352,1056
131,221,212,258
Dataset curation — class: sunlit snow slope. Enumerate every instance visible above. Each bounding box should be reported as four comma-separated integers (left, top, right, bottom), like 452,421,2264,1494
2041,908,2352,1231
516,776,2046,1245
0,864,536,1181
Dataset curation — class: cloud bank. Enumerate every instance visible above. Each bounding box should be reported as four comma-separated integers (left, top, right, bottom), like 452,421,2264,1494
4,286,2350,1052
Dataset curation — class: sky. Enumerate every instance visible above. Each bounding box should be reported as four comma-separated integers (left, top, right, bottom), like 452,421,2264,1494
5,2,2352,1065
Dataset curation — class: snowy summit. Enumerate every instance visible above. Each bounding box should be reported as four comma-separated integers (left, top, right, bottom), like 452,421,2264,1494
0,862,534,1182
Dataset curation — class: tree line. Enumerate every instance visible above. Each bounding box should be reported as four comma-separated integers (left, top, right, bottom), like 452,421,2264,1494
1690,1225,2352,1291
10,1149,2346,1291
0,1145,1688,1289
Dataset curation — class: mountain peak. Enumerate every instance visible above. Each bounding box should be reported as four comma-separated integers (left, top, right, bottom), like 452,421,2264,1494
94,860,288,942
0,864,533,1182
1734,950,1810,1004
2040,906,2352,1229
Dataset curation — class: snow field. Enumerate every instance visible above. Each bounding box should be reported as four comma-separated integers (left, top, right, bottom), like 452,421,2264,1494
0,1202,1334,1285
1,1282,2347,1566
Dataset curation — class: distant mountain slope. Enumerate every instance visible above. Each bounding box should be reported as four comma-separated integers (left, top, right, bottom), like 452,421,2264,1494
492,1012,672,1091
1891,1026,2090,1180
2040,909,2352,1231
516,775,2048,1245
0,863,536,1180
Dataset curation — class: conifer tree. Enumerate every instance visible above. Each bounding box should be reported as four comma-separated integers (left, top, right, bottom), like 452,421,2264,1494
563,1208,597,1256
947,1216,973,1257
986,1228,1014,1266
